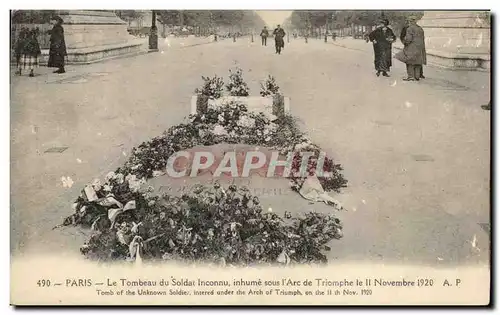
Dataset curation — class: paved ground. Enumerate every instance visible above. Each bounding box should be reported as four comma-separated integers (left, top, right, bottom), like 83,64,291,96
10,36,490,267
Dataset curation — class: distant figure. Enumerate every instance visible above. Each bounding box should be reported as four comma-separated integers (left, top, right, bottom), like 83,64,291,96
273,24,286,54
260,26,269,46
395,16,426,81
20,29,42,77
332,32,337,41
400,21,425,79
14,28,28,75
48,16,67,74
368,19,396,77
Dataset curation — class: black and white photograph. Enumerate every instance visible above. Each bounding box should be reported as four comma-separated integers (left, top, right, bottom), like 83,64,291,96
9,8,492,306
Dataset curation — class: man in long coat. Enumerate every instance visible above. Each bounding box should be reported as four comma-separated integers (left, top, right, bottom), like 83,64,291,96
47,16,67,74
260,26,269,46
396,16,426,81
368,19,396,77
273,25,285,54
400,21,426,78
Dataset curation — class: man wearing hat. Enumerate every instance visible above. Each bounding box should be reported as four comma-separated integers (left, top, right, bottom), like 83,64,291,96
273,24,286,54
400,19,425,78
260,26,269,46
395,15,426,81
47,15,67,74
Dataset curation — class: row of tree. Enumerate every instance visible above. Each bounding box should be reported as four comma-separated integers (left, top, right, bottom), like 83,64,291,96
117,10,267,31
12,10,267,31
283,11,424,34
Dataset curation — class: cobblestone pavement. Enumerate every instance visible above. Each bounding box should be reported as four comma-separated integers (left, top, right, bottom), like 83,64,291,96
10,37,490,266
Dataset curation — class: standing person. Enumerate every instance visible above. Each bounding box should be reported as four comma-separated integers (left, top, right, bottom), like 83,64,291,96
273,24,286,54
47,16,67,74
368,19,396,77
396,16,426,81
400,20,425,78
20,29,42,77
14,28,28,75
260,26,269,46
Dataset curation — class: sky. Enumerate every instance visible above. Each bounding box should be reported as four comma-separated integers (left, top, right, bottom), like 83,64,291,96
255,10,293,27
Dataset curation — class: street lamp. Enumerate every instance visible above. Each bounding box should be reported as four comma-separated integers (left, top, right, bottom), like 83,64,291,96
149,10,158,51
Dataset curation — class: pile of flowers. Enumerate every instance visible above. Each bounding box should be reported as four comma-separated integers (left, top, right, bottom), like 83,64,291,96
58,70,348,266
78,183,343,266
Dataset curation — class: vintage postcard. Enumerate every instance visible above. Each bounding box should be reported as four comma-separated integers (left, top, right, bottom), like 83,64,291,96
10,9,491,306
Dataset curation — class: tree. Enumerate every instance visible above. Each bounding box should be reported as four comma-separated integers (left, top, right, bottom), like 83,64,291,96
157,10,182,26
116,10,143,27
11,10,56,24
288,10,424,34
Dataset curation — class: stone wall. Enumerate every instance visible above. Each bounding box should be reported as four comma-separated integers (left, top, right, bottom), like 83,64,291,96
418,11,490,70
55,10,145,64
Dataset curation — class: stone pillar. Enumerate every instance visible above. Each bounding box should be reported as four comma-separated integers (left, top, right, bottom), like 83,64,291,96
42,10,144,65
418,11,490,70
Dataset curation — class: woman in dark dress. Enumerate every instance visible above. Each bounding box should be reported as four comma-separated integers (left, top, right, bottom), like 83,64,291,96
47,16,67,74
14,28,28,75
368,19,396,77
21,29,42,77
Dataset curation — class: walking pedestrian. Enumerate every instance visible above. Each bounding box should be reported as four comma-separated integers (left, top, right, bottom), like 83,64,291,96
368,19,396,77
395,16,426,81
47,15,67,74
273,24,286,54
400,21,425,78
260,26,269,46
20,29,42,77
14,28,28,76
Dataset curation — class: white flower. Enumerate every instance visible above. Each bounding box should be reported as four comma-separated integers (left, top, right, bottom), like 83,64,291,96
131,164,141,171
217,114,225,123
128,178,144,192
265,136,271,142
115,173,125,184
126,174,137,182
294,142,311,150
61,176,74,188
268,123,278,132
213,125,228,136
199,129,207,138
105,171,116,181
237,115,255,128
262,111,278,122
92,178,102,191
103,184,112,192
152,170,165,177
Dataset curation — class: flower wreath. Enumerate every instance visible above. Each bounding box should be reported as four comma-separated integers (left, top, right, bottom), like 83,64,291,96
56,71,348,267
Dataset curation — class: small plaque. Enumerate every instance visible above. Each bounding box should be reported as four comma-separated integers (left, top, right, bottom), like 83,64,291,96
191,95,290,115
